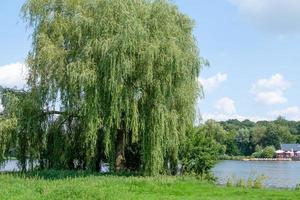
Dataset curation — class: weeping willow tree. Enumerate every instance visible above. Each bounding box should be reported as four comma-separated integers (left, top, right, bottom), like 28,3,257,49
17,0,202,175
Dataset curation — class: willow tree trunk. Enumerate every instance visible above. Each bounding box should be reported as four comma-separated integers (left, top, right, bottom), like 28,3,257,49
115,128,125,172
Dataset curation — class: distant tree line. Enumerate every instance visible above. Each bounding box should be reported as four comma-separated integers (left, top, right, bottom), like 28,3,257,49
195,118,300,158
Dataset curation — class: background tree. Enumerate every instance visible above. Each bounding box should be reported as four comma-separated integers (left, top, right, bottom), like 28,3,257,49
277,126,296,144
235,128,251,155
250,125,267,149
224,130,240,156
262,124,281,149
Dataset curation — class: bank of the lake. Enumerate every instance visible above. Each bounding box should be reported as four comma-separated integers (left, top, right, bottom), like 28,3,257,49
0,171,299,200
3,160,300,188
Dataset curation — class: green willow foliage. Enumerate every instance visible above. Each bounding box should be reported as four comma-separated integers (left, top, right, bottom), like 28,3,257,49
0,118,16,162
17,0,202,175
0,89,20,163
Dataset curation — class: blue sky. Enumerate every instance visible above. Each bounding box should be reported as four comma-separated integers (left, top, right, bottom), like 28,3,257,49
1,0,300,121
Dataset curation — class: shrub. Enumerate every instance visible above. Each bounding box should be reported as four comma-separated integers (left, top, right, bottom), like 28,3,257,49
261,146,276,158
252,151,262,158
226,178,233,187
252,146,275,158
180,124,224,178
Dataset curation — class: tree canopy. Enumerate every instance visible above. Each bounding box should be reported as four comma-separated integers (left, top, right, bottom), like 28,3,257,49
0,0,202,175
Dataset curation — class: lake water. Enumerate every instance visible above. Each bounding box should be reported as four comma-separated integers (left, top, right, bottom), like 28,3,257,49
2,160,300,188
0,160,19,172
211,160,300,188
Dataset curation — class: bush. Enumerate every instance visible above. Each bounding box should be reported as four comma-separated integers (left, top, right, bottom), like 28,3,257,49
261,146,276,158
252,146,275,158
252,151,262,158
180,125,224,178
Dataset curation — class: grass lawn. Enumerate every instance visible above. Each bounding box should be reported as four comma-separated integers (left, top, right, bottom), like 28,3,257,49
0,170,299,200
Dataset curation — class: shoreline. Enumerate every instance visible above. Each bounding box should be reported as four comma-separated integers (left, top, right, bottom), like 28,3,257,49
242,158,292,161
220,156,297,161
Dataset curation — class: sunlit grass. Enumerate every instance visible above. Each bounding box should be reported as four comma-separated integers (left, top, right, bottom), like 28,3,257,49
0,170,299,200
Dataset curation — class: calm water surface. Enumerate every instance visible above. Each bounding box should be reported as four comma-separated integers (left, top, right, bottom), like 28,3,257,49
212,160,300,188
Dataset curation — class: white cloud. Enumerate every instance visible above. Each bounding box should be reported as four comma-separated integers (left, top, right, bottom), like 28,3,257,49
198,97,238,122
200,97,268,122
215,97,236,114
251,74,290,105
0,62,28,89
252,73,290,92
254,92,287,105
229,0,300,34
269,106,300,120
201,112,269,122
198,73,227,93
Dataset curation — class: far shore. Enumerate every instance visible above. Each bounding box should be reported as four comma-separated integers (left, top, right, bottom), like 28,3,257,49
220,155,295,161
242,158,292,161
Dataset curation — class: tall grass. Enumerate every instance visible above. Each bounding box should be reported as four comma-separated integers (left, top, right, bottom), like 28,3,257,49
226,174,267,189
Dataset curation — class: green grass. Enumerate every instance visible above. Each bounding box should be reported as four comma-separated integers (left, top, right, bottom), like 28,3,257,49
0,170,299,200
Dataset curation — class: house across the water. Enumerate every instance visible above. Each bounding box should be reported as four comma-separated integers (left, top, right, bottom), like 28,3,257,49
276,144,300,159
